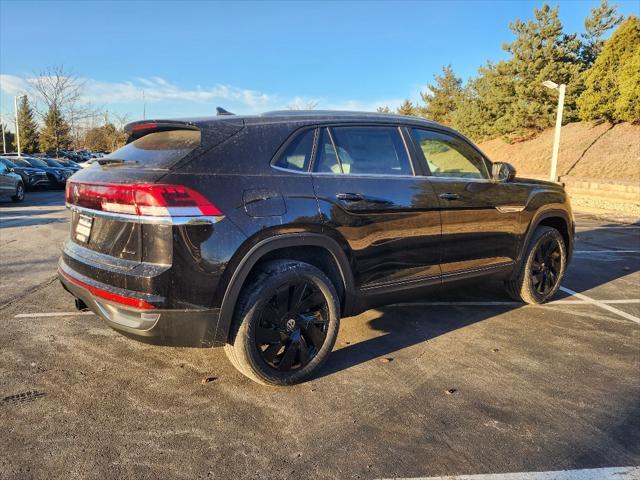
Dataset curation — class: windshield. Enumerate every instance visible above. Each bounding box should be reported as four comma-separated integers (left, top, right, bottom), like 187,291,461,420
11,158,31,167
103,129,201,169
45,159,65,168
25,158,49,168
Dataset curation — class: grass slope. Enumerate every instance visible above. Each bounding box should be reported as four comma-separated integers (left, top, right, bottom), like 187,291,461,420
477,121,640,183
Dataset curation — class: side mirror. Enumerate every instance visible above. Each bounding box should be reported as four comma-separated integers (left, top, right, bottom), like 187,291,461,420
492,162,516,182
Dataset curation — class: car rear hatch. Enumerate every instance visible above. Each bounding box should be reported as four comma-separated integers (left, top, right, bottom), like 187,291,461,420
62,118,243,294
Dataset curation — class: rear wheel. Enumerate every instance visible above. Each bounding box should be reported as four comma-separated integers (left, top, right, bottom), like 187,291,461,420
505,226,566,304
11,183,24,202
225,260,340,386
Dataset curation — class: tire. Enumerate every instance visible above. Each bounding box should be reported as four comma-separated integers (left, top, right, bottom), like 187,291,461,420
505,226,567,304
224,260,340,386
11,183,24,202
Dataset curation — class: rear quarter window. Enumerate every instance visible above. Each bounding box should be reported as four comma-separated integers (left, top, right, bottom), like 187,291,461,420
104,129,201,169
273,129,315,172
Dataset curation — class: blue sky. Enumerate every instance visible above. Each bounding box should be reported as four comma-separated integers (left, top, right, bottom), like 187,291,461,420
1,0,638,124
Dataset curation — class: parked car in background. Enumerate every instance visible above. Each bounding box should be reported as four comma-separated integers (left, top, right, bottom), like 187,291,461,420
0,160,25,202
3,154,71,188
58,111,574,386
52,158,82,170
0,157,50,190
41,157,80,174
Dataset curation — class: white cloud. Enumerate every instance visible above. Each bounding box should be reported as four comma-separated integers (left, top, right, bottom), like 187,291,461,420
0,74,31,96
0,73,275,110
0,72,407,115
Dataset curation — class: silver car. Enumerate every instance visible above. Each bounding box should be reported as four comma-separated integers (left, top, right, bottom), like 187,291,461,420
0,161,25,202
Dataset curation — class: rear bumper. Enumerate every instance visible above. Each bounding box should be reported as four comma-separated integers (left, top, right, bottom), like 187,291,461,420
58,259,222,347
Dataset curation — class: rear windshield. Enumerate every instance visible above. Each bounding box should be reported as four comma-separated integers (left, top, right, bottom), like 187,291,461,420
103,129,201,169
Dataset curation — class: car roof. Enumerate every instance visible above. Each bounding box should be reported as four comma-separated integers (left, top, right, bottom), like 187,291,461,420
127,110,448,131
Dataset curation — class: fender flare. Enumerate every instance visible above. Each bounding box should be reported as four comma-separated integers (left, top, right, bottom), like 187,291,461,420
213,232,355,344
514,207,574,274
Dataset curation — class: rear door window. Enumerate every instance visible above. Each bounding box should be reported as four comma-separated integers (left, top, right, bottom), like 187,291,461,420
103,129,201,169
314,126,412,176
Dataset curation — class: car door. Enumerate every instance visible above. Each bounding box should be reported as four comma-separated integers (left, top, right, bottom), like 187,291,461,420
409,127,531,277
311,125,441,289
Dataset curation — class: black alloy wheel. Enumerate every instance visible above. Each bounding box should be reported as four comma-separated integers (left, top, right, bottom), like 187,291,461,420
225,260,340,386
505,225,567,304
256,281,329,371
530,236,562,295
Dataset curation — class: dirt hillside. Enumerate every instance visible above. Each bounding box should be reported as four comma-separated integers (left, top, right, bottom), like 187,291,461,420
477,121,640,183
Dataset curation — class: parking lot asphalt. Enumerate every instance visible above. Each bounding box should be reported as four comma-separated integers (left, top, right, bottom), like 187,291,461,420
1,191,639,480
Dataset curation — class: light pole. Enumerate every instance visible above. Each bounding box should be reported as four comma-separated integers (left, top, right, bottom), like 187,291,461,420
542,80,566,182
0,114,6,154
14,95,23,156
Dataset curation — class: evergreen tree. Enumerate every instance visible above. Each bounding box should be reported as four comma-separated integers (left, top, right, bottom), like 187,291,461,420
451,61,517,141
39,105,71,154
396,99,417,116
16,96,40,153
578,17,640,122
376,106,391,113
1,123,15,153
581,0,624,67
419,65,463,125
502,4,584,136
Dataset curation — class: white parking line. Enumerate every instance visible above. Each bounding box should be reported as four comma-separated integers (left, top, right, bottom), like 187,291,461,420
559,287,640,324
16,299,640,318
392,299,640,307
576,225,640,229
387,465,640,480
574,250,640,254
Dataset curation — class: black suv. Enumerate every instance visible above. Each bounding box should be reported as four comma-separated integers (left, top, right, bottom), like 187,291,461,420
59,111,574,385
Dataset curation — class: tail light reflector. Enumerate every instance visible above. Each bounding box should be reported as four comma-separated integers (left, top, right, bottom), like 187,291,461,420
59,268,157,310
65,181,222,217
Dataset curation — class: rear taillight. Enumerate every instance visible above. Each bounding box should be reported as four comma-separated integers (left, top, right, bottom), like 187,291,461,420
65,181,222,217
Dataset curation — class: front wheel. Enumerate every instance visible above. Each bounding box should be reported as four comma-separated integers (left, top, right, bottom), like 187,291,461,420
224,260,340,386
11,183,25,202
505,226,567,304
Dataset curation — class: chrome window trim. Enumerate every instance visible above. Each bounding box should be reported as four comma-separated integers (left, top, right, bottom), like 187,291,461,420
67,204,224,225
311,171,418,179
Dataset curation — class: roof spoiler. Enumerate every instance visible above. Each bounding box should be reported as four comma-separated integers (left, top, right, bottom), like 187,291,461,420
124,120,200,142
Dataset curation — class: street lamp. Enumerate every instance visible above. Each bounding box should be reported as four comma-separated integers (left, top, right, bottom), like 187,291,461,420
14,94,26,157
0,114,6,154
543,80,566,182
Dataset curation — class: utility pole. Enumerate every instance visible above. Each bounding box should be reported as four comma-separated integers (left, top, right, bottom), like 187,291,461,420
1,117,6,154
14,95,22,156
542,81,566,182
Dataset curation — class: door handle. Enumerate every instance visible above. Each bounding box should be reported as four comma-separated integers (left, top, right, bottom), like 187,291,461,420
439,193,460,201
336,192,364,202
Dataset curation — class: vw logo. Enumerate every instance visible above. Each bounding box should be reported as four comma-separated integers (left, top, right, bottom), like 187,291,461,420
285,319,296,332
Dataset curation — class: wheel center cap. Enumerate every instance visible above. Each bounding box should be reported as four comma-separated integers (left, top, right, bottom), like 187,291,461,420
285,319,296,332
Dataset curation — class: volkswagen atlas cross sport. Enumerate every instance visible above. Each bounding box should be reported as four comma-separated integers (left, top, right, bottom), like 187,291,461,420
58,110,574,385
